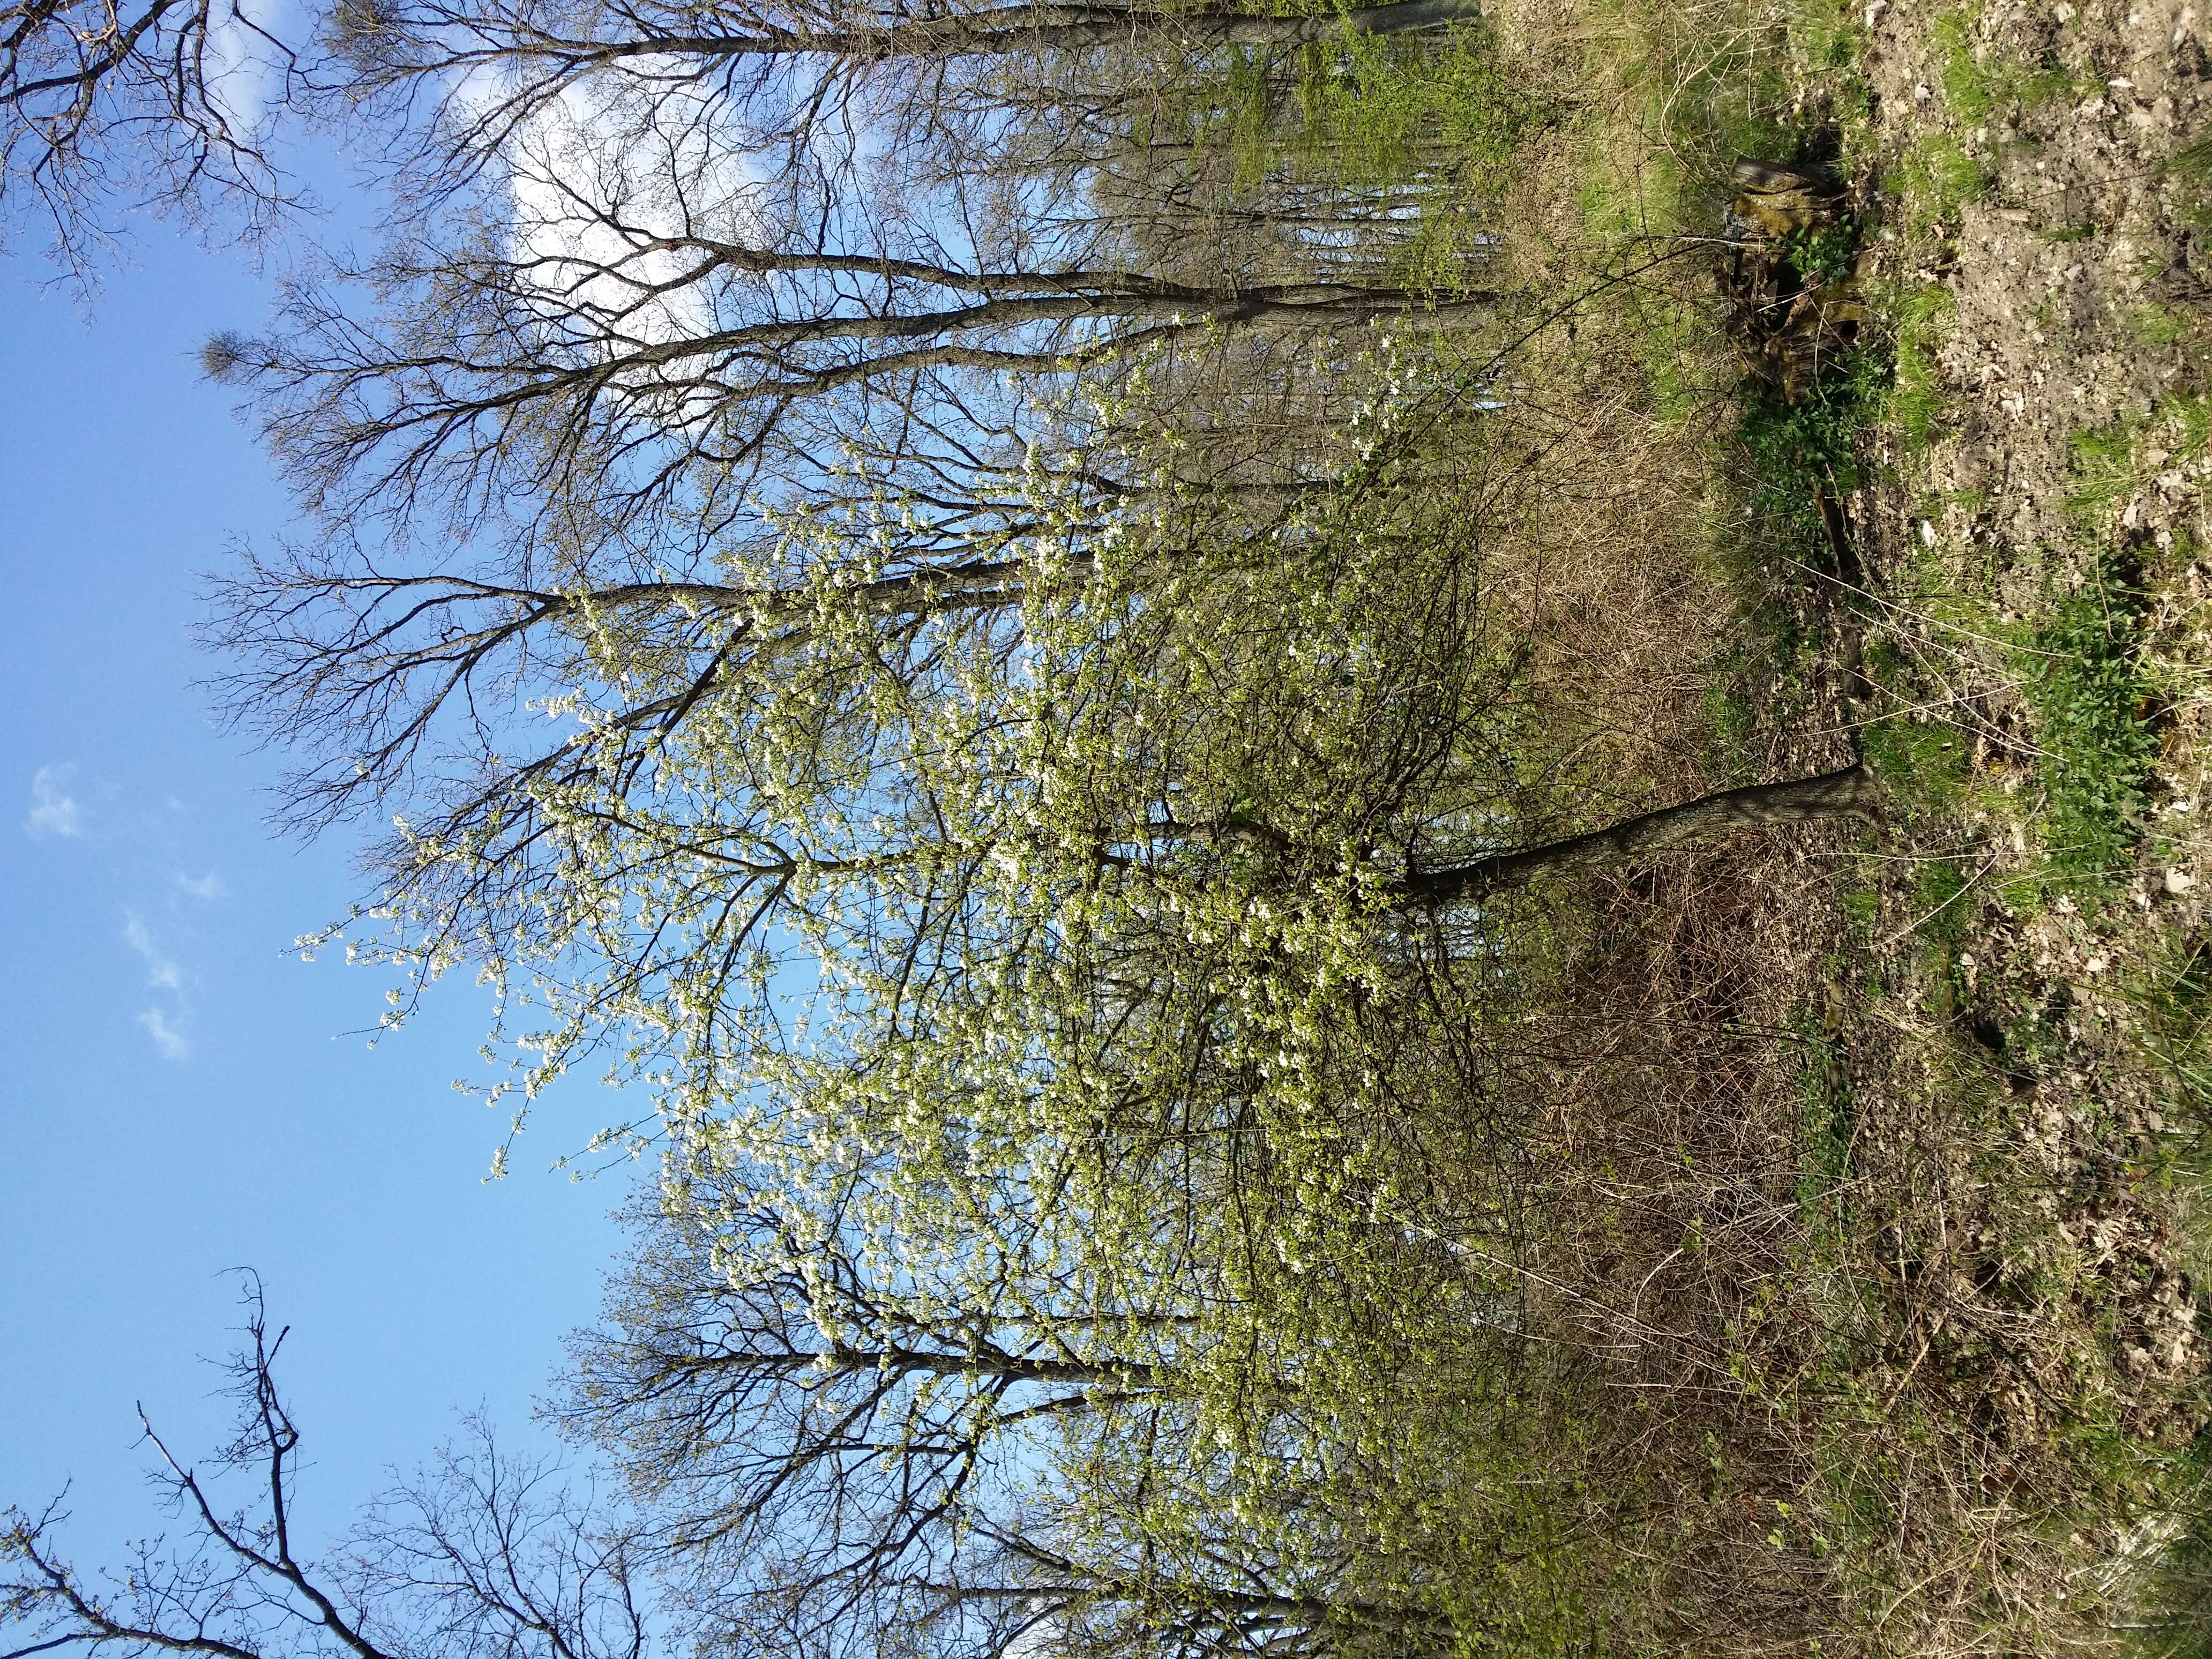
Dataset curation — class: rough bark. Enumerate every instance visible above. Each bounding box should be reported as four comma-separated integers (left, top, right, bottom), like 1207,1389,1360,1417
507,0,1486,69
1400,762,1880,907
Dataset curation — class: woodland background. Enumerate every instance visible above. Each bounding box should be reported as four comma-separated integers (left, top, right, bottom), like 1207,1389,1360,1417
6,0,2212,1651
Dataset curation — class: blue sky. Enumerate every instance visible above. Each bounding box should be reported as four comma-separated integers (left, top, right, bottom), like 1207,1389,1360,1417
0,223,634,1563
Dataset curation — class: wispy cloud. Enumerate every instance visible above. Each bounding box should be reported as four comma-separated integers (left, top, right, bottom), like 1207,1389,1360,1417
127,914,190,1059
174,870,226,901
138,1007,190,1061
124,913,184,993
26,765,83,838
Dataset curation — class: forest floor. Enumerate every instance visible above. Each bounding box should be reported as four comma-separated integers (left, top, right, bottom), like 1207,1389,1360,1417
1768,0,2212,1642
1481,0,2212,1644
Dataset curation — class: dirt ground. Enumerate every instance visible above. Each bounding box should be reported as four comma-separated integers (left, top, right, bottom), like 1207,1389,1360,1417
1447,0,2212,1638
1869,0,2212,552
1778,0,2212,1637
1851,0,2210,1387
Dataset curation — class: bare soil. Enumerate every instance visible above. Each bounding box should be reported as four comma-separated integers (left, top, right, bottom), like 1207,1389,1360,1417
1774,0,2212,1639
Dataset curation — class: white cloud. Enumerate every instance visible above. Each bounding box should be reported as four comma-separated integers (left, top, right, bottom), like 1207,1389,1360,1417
201,0,294,131
124,913,192,1057
500,74,768,361
26,765,83,838
174,870,227,901
138,1007,190,1061
124,913,184,992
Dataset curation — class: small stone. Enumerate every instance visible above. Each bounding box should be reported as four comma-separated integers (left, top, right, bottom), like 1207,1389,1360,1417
2169,869,2196,893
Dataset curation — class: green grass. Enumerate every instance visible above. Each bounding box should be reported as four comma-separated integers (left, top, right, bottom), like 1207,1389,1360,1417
1699,679,1760,780
2129,303,2200,353
2069,393,2212,526
1932,10,2084,125
1860,709,1973,807
1839,883,1882,935
2128,931,2212,1139
1909,856,1975,950
2165,134,2212,231
1887,283,1956,451
2018,562,2159,891
1898,134,1993,234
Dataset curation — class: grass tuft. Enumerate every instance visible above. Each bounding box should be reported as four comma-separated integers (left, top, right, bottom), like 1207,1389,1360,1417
2068,394,2212,526
1932,10,2083,124
2018,561,2159,890
1887,283,1956,451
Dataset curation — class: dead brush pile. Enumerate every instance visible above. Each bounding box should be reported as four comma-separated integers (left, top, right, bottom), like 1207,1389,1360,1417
1430,307,1877,1644
1474,328,1741,813
1492,840,1847,1650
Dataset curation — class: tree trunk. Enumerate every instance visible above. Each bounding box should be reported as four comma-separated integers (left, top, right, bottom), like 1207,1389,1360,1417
562,0,1486,68
1157,0,1485,47
1398,763,1879,908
